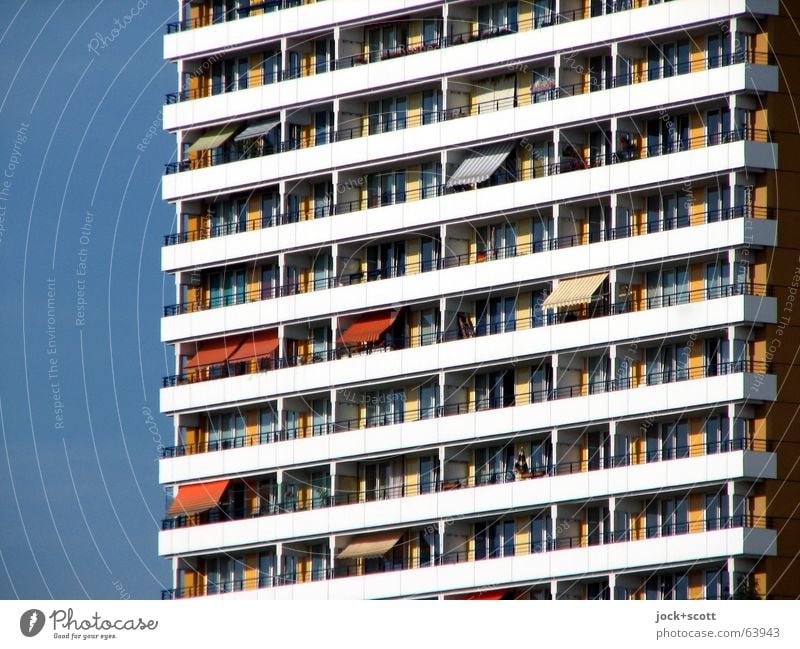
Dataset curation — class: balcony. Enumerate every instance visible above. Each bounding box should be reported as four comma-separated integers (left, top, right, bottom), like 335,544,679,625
162,50,772,183
160,515,776,598
161,209,774,338
162,282,773,385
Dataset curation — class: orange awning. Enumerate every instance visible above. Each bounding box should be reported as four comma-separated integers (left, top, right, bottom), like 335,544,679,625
184,336,245,370
466,589,510,600
228,329,279,362
167,480,229,517
339,310,399,345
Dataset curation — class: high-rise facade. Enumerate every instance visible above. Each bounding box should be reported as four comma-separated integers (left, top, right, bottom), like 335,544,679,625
159,0,800,600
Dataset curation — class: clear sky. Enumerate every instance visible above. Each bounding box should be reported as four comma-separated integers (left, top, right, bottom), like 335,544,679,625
0,1,178,599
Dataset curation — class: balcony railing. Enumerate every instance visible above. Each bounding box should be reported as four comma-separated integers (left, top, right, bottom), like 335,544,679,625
162,282,771,386
163,125,771,256
163,216,772,314
167,1,307,34
163,49,770,177
161,435,771,531
161,358,772,456
160,514,772,599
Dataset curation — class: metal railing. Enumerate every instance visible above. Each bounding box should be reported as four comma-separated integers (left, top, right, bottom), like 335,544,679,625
167,0,306,33
161,358,771,455
163,49,770,175
160,514,772,599
161,282,770,385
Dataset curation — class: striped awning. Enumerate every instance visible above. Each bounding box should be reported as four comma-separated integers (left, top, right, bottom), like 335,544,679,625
234,119,280,142
167,480,229,517
446,141,516,188
541,273,608,310
184,335,245,370
187,124,239,153
338,531,403,560
338,309,399,345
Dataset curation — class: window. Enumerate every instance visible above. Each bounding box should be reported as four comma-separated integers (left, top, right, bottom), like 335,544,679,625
647,39,691,79
646,573,689,600
474,519,516,559
364,389,405,426
533,0,554,28
282,555,299,584
587,432,610,470
314,39,335,74
368,24,408,62
314,111,334,146
262,49,280,84
418,309,439,346
368,96,408,134
422,18,442,47
211,198,247,236
531,513,552,552
708,32,732,69
208,411,246,450
419,529,439,566
587,354,610,394
706,415,747,454
422,90,442,125
259,405,278,443
419,383,439,420
284,410,300,440
705,492,729,530
421,163,441,199
705,260,730,298
614,509,631,542
530,364,551,402
420,235,439,272
707,108,731,145
475,445,515,484
645,265,690,308
475,296,516,335
258,551,276,588
586,506,609,545
645,343,690,385
366,241,406,280
260,193,278,228
419,455,439,494
477,2,519,36
475,370,515,410
645,496,688,537
367,170,407,207
530,438,552,475
310,398,330,436
364,459,403,501
476,222,517,260
705,569,730,600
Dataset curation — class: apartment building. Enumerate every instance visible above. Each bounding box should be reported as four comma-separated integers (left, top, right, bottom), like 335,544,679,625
158,0,800,600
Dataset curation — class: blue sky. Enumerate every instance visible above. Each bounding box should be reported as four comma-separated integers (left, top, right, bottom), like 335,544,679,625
0,1,178,599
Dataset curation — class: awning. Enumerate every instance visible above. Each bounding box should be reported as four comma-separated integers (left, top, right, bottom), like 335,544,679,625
466,589,510,600
338,309,399,345
187,124,239,153
541,272,608,310
184,335,245,370
446,141,516,188
338,531,403,560
227,329,279,362
234,119,280,142
167,480,229,517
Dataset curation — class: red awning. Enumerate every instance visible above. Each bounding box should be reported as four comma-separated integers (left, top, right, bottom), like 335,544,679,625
184,336,244,370
167,480,230,517
466,589,510,600
228,329,279,362
339,310,399,345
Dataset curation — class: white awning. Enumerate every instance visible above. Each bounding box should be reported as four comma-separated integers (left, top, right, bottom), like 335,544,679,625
187,124,239,153
446,141,516,188
337,531,403,560
234,119,280,142
541,273,608,310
